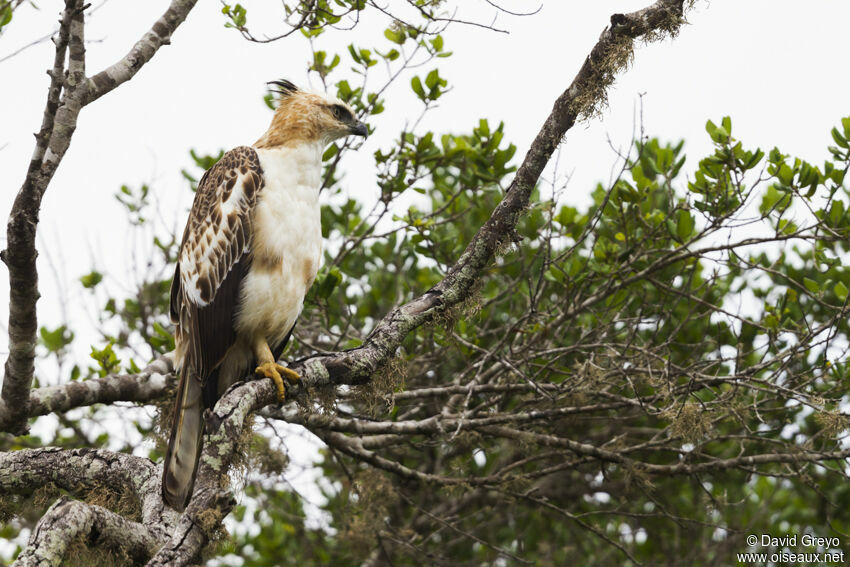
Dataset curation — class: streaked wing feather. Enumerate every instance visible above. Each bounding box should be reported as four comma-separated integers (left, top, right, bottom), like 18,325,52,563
172,146,264,391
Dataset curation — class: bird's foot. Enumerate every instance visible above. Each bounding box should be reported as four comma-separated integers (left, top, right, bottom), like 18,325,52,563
255,362,300,402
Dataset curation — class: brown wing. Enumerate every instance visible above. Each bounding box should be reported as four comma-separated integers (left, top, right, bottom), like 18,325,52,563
164,147,264,509
172,146,264,387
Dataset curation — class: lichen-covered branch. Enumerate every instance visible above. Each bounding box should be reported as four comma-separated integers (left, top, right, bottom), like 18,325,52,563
31,354,173,421
0,447,178,535
285,0,688,389
283,411,850,483
147,379,277,566
0,354,174,432
13,497,161,567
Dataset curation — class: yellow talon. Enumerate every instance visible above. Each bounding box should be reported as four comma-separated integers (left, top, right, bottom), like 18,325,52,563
255,362,300,402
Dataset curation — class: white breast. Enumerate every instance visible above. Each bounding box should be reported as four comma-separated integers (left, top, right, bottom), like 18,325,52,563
235,143,324,347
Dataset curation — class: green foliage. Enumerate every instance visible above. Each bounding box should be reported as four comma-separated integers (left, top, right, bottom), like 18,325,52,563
285,114,850,565
0,0,29,38
221,3,248,29
229,485,358,567
39,325,74,355
114,184,150,225
0,3,12,32
411,69,447,102
89,341,121,377
79,271,103,289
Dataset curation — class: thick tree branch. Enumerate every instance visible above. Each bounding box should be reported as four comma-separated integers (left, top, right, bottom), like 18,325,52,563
1,0,197,435
0,447,178,536
0,354,174,431
14,497,161,567
284,0,688,390
0,0,85,436
8,363,565,428
20,354,173,426
146,379,277,566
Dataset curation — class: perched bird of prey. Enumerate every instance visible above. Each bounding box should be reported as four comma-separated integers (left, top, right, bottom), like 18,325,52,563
162,80,367,511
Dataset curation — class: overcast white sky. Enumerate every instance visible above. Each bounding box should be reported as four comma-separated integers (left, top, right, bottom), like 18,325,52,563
1,0,849,557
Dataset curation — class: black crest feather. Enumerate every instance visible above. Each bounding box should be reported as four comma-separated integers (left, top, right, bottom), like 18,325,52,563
267,79,299,98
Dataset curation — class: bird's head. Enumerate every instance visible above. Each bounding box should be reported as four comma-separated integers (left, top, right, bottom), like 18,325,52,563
255,79,368,149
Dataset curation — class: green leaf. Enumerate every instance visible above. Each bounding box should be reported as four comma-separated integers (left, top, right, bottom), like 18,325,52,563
317,267,342,299
829,200,845,225
40,325,74,353
80,271,103,289
1,6,12,28
384,27,404,44
322,143,339,161
760,185,790,214
763,313,779,330
347,44,362,64
543,266,563,283
676,210,695,241
90,342,121,377
411,76,425,100
831,127,849,149
803,278,819,294
705,119,730,143
425,69,440,90
835,282,848,302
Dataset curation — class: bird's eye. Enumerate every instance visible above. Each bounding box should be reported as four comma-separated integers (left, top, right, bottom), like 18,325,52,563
331,104,352,122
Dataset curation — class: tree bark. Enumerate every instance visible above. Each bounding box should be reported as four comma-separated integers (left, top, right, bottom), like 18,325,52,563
14,497,162,567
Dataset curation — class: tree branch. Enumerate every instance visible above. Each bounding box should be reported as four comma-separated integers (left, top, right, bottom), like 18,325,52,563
33,354,172,424
0,0,85,436
262,401,634,434
284,0,688,390
1,0,197,435
0,447,178,535
13,496,162,567
146,379,277,566
84,0,197,104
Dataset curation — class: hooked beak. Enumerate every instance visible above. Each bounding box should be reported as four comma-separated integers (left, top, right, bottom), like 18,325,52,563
349,121,368,138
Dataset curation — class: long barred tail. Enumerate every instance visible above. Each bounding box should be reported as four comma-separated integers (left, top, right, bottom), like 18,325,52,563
162,366,204,511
